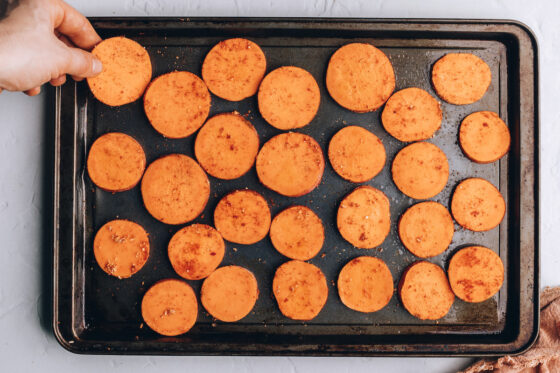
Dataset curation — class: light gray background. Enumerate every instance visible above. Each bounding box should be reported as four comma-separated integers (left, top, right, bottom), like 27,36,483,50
0,0,556,372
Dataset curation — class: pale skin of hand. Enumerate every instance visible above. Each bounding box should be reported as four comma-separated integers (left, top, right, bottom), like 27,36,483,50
0,0,102,96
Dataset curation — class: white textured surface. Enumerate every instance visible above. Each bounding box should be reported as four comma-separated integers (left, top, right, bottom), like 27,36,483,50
0,0,556,372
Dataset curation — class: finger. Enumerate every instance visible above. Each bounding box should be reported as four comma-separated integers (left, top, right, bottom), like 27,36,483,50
50,75,67,87
24,87,42,96
56,34,85,81
58,34,75,48
52,0,101,50
0,88,3,94
64,47,103,78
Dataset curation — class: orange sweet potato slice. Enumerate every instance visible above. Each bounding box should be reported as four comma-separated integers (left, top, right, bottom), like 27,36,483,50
256,132,324,197
258,66,320,130
87,132,146,192
459,111,510,163
392,142,449,199
381,87,442,142
337,186,391,249
431,53,491,105
200,265,259,322
326,43,395,112
269,205,324,261
88,36,152,106
272,260,328,321
194,112,259,180
93,219,150,278
213,190,271,245
398,261,455,320
398,201,454,258
337,256,394,313
450,178,506,232
141,279,198,336
141,154,210,225
168,224,225,280
328,125,386,183
202,38,266,101
447,246,504,303
144,71,211,139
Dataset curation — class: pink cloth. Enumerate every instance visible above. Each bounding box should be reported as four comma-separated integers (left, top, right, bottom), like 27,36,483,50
461,287,560,373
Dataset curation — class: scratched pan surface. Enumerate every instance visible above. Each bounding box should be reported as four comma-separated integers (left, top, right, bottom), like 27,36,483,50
52,18,538,355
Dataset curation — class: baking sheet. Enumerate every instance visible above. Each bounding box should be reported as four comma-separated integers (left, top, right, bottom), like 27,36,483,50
52,18,539,355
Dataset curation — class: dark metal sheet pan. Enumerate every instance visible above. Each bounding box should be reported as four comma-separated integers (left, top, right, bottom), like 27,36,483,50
52,18,539,356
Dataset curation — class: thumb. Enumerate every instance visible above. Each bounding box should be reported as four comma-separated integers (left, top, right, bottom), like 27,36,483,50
64,47,102,78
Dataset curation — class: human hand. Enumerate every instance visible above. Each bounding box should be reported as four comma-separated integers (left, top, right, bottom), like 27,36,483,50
0,0,102,96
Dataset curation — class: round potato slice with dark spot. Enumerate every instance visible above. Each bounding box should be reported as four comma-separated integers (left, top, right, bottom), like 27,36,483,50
381,87,442,142
459,111,510,163
201,266,259,322
338,256,394,313
392,142,449,199
168,224,225,280
273,260,328,321
214,190,271,245
337,186,391,249
451,178,506,232
202,38,266,101
88,36,152,106
256,132,324,197
398,261,455,320
144,71,211,139
326,43,395,112
141,279,198,336
94,219,150,278
431,53,491,105
448,246,504,303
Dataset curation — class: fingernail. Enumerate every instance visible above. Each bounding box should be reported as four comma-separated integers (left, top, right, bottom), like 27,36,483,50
92,58,103,74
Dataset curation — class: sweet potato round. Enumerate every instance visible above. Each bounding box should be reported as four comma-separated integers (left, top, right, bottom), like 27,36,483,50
398,201,454,258
269,205,324,261
141,154,210,225
88,36,152,106
168,224,225,280
392,142,449,199
432,53,491,105
459,111,510,164
256,132,324,197
141,279,198,336
337,256,394,313
381,87,442,142
214,190,271,245
201,265,259,322
93,219,150,278
194,112,259,180
87,132,146,192
337,186,391,249
451,178,506,232
202,38,266,101
258,66,320,130
326,43,395,112
448,246,504,303
328,125,386,183
398,261,455,320
273,260,328,321
144,71,211,139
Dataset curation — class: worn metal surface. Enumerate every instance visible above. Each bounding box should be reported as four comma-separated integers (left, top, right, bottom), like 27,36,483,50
53,18,539,356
